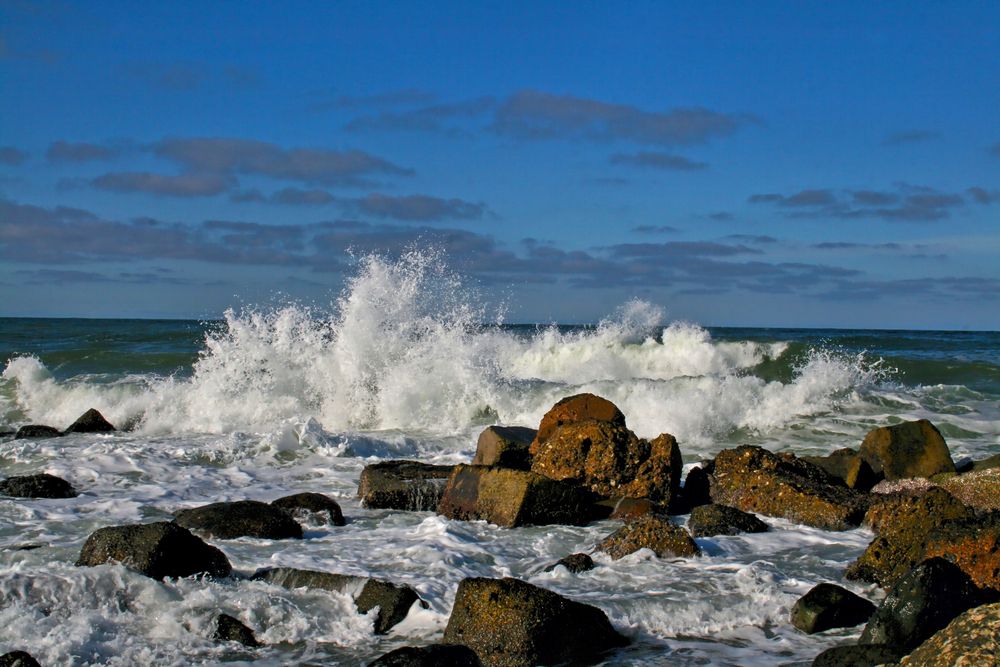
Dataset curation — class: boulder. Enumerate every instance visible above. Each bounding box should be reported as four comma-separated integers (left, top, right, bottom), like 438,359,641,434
859,420,955,481
76,521,232,580
544,553,595,574
64,408,116,433
472,426,536,470
442,577,627,667
924,515,1000,591
358,460,454,511
214,613,260,647
707,446,868,531
898,602,1000,666
437,464,592,528
938,467,1000,511
369,644,481,666
791,583,876,634
270,492,345,526
803,448,879,492
593,497,662,521
174,500,303,539
13,425,62,440
810,644,906,667
597,514,700,559
531,393,626,448
688,503,768,537
0,473,78,498
681,464,713,509
0,652,41,667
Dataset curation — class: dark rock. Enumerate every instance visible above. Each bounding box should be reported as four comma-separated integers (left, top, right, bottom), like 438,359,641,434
270,492,345,526
64,408,116,433
682,464,713,509
597,514,700,559
859,419,955,481
898,601,1000,666
0,652,42,667
472,425,536,470
791,583,876,634
688,503,768,537
531,393,626,448
0,473,77,499
369,644,481,666
174,500,302,539
358,460,454,511
811,644,906,667
214,613,260,647
442,577,627,667
437,464,592,528
13,424,62,440
803,448,880,492
76,521,231,580
859,557,999,651
544,553,595,573
707,445,868,531
924,515,1000,591
251,566,361,592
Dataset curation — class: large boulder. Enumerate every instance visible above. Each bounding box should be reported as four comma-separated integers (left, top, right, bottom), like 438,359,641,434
0,473,77,498
64,408,116,433
437,464,592,528
707,446,868,531
597,514,700,559
174,500,302,539
442,577,627,667
531,393,626,448
810,644,906,667
270,492,345,526
924,515,1000,591
791,583,876,634
898,601,1000,666
938,467,1000,511
369,644,481,666
859,420,955,482
472,425,536,470
358,460,454,511
803,448,879,492
688,503,768,537
214,613,261,647
76,521,232,580
13,425,62,440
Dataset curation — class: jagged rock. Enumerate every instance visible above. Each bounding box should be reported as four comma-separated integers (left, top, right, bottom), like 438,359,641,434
0,652,42,667
544,553,595,573
174,500,302,539
358,460,454,511
899,601,1000,666
531,393,626,448
442,577,627,667
859,420,955,482
64,408,116,433
803,448,879,492
682,464,713,509
13,424,62,440
707,446,868,531
472,425,536,470
369,644,481,666
76,521,231,580
791,583,876,634
688,503,768,537
0,473,78,498
924,515,1000,591
214,613,260,647
437,464,592,528
938,467,1000,511
810,644,906,667
597,514,700,559
270,492,345,526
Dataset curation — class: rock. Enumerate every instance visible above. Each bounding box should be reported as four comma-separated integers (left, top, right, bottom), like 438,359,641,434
970,453,1000,471
270,492,345,526
174,500,303,539
13,424,62,440
859,557,999,651
810,644,906,667
472,425,536,470
531,393,626,448
791,583,876,634
252,566,361,592
599,497,662,521
64,408,116,433
437,464,592,528
707,446,868,531
688,503,768,537
544,553,595,573
597,514,700,559
0,473,78,498
442,577,627,667
803,448,880,492
76,521,232,580
924,515,1000,591
358,460,454,511
369,644,482,666
214,613,260,647
859,420,955,481
898,601,1000,666
682,464,713,509
938,467,1000,511
0,652,42,667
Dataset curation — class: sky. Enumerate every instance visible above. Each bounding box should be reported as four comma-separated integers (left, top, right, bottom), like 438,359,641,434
1,1,998,329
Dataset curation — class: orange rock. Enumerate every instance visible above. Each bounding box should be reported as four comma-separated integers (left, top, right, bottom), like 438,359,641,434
531,393,626,448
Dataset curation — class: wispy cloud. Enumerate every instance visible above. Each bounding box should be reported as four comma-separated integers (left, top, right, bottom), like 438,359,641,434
610,151,707,171
352,193,488,221
0,146,29,166
92,171,234,197
747,184,985,221
47,140,121,162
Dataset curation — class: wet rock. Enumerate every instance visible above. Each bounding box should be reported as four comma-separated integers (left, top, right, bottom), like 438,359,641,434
437,464,592,528
174,500,303,539
270,492,345,526
442,576,627,667
688,503,768,537
803,448,879,492
13,424,62,440
531,393,626,448
791,583,876,634
595,496,662,521
859,419,955,482
938,467,1000,511
358,460,454,511
707,446,868,531
64,408,116,433
810,644,906,667
76,521,232,580
0,652,42,667
924,515,1000,591
597,514,700,559
0,473,78,499
898,601,1000,666
369,644,481,666
214,613,260,647
251,566,361,591
682,464,713,509
472,425,536,470
544,553,595,573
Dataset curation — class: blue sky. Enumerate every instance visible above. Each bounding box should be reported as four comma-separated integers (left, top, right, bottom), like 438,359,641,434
1,1,998,328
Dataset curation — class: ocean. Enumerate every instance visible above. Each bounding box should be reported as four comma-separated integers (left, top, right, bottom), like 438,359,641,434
1,254,998,666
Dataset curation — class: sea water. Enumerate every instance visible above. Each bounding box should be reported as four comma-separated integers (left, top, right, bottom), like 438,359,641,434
1,251,997,666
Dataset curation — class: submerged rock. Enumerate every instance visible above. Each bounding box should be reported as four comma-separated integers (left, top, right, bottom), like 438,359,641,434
214,613,261,647
472,425,536,470
442,577,627,667
76,521,232,580
0,473,78,499
369,644,481,666
899,601,1000,666
597,514,700,559
544,552,595,573
174,500,303,539
270,492,345,526
803,448,879,492
810,644,906,667
791,583,876,634
688,503,768,537
358,460,454,511
64,408,116,434
859,419,955,482
13,425,62,440
0,652,42,667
